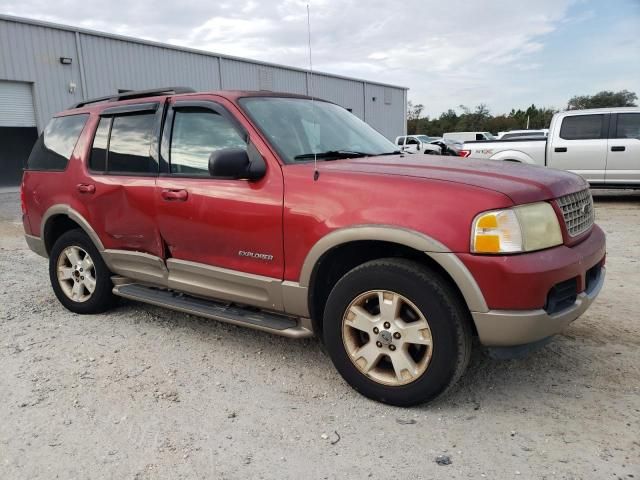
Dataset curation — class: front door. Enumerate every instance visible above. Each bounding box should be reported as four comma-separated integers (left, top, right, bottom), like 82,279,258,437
547,113,608,183
403,136,419,153
606,112,640,186
154,96,285,310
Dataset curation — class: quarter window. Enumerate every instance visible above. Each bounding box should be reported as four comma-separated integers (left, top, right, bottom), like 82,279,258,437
615,113,640,139
107,113,157,174
27,114,88,170
170,108,246,176
559,114,605,140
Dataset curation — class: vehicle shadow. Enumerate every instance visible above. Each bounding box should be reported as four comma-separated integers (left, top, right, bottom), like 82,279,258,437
428,335,615,412
592,189,640,203
114,299,612,412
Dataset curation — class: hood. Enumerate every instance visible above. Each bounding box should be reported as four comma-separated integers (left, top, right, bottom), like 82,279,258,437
318,155,587,204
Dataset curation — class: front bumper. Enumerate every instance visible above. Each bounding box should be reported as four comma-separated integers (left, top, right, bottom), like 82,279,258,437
461,224,606,347
472,265,605,346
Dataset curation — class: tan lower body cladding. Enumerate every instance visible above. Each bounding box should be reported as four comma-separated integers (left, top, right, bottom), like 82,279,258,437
103,249,310,317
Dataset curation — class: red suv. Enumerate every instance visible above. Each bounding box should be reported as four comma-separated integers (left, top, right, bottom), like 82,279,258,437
21,87,606,406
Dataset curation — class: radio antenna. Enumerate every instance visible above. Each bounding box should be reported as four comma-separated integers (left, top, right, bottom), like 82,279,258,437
307,3,319,181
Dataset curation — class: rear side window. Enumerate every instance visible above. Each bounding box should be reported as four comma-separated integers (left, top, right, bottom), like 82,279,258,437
396,137,404,146
27,114,88,170
560,114,605,140
170,109,246,176
615,113,640,139
107,113,157,174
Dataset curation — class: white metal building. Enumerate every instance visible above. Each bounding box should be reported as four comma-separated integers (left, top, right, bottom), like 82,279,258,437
0,14,408,186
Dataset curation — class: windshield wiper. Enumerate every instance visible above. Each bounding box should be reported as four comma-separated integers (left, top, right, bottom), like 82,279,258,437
294,150,372,160
370,150,402,156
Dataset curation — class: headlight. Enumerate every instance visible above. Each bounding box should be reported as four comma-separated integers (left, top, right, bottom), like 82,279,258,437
471,202,563,254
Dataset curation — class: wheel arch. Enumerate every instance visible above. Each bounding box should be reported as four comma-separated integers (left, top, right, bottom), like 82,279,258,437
300,226,487,336
489,150,534,164
41,205,105,256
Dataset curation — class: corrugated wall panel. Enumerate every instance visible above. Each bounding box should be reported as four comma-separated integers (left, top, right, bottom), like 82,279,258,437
79,34,221,98
0,19,84,129
309,74,365,119
0,16,406,138
364,83,405,140
220,59,307,94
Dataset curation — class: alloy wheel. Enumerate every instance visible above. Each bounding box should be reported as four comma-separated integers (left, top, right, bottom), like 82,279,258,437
56,246,96,303
342,290,433,386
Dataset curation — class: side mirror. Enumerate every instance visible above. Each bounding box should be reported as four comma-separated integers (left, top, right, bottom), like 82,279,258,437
208,146,266,181
416,144,421,151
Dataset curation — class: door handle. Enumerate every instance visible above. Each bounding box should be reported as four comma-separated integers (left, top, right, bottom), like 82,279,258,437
76,183,95,194
161,189,188,201
611,146,626,152
554,147,567,153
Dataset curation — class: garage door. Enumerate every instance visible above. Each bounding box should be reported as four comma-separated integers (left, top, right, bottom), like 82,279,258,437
0,81,36,127
0,81,38,186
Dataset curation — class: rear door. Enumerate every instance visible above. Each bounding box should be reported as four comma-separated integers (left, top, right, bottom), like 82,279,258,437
606,112,640,186
82,103,163,257
154,95,285,307
547,113,608,183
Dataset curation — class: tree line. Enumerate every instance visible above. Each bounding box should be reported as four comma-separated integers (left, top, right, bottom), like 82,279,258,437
407,90,638,136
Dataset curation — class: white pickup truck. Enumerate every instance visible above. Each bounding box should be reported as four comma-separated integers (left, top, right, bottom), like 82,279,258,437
461,107,640,188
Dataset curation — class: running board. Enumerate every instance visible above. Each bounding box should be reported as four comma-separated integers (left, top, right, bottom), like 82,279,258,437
112,283,313,339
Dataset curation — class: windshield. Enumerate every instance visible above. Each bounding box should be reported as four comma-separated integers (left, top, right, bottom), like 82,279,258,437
239,97,398,163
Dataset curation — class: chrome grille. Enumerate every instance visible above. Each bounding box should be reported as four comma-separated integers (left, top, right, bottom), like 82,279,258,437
556,189,595,237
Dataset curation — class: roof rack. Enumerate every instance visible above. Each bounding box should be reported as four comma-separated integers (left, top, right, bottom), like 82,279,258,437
71,86,196,108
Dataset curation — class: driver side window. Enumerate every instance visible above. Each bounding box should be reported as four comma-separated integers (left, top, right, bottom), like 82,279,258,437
170,108,246,176
406,137,419,145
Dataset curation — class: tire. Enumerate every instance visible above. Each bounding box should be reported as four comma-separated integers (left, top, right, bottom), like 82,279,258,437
323,258,472,407
49,229,117,314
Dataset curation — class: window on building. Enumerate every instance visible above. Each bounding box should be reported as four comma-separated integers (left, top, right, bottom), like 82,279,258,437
89,117,111,172
170,108,246,176
560,115,605,140
107,113,157,174
26,114,88,170
615,113,640,139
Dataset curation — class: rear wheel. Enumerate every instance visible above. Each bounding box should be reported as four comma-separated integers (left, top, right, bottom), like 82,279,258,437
49,229,117,314
323,258,472,406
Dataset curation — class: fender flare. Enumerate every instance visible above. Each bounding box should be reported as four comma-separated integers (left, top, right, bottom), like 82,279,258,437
489,150,535,164
40,204,105,255
298,225,488,313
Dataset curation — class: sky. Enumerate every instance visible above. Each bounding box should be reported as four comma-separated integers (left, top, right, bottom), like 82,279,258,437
2,0,639,117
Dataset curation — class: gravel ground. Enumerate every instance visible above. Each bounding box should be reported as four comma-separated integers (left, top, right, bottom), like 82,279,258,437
0,191,639,480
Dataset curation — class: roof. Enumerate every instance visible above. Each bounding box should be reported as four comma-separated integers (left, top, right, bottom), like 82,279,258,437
0,14,409,91
562,107,640,114
60,89,330,115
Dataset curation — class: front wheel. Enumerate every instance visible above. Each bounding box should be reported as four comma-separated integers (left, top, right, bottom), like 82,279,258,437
323,258,472,407
49,229,117,314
